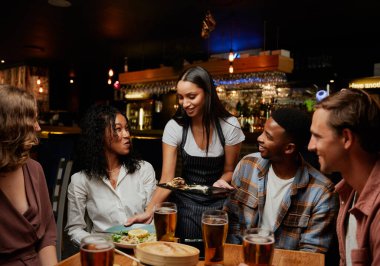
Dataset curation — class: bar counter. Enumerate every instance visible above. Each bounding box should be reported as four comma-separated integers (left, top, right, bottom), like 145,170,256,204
37,125,259,161
38,125,164,139
35,125,258,189
38,126,260,140
38,125,81,138
57,244,324,266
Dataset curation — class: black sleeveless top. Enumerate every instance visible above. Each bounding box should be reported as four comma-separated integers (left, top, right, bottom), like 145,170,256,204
171,120,227,240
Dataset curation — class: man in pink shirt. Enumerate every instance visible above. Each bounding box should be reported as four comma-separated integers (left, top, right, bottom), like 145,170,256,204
308,89,380,266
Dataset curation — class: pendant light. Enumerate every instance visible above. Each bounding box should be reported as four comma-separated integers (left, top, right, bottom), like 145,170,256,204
229,63,234,74
228,49,234,62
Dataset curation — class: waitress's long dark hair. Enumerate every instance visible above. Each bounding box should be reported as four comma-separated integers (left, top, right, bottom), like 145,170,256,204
173,66,232,154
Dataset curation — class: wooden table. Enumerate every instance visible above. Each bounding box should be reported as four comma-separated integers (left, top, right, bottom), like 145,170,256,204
57,244,324,266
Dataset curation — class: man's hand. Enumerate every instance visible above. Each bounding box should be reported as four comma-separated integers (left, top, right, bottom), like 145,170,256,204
213,179,234,189
124,211,153,226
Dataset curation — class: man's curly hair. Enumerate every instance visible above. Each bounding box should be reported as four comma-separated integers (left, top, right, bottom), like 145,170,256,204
78,104,141,180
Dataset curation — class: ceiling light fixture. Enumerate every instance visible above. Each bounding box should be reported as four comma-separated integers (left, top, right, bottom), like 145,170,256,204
228,13,235,73
228,49,234,62
229,63,234,74
48,0,71,8
108,69,114,77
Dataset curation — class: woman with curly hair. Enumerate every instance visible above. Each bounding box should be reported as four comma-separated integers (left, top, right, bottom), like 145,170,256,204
0,85,57,265
66,104,156,245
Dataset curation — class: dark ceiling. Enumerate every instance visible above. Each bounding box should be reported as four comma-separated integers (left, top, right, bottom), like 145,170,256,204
1,0,380,79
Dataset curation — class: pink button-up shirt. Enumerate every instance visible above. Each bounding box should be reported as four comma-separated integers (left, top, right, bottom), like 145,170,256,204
336,159,380,266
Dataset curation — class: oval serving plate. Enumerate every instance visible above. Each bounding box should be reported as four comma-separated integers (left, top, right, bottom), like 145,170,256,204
157,183,233,198
105,223,156,249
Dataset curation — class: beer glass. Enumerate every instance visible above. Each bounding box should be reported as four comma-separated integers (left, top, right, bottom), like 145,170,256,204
242,228,274,266
80,234,114,266
201,210,228,266
154,202,177,241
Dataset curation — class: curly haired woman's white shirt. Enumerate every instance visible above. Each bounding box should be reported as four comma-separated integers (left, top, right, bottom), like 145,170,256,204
66,161,156,244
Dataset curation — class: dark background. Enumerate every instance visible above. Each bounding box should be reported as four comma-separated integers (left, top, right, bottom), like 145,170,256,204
1,0,380,113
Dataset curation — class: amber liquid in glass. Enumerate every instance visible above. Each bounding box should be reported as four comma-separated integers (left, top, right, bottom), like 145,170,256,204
80,243,114,266
154,207,177,241
243,235,274,266
202,217,228,265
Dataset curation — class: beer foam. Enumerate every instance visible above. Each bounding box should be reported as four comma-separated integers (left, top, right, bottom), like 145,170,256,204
202,218,228,225
156,207,177,214
82,242,114,252
245,235,274,244
82,236,114,251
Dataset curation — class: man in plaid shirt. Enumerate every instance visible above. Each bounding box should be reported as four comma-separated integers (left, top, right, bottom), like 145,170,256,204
225,108,338,253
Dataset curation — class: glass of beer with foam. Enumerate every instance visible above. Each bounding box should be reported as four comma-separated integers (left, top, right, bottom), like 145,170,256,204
242,228,274,266
201,210,228,266
154,202,178,241
80,234,114,266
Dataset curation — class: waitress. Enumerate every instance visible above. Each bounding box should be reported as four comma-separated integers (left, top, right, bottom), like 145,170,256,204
127,66,245,240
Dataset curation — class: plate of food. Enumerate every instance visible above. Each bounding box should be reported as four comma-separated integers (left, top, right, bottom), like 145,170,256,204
158,177,233,198
105,224,156,249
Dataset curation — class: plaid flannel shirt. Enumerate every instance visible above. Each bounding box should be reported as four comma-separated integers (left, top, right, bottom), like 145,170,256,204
224,152,338,253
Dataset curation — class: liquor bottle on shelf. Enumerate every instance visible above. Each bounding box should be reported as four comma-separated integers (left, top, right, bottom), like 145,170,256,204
259,99,267,123
265,99,273,120
236,101,243,117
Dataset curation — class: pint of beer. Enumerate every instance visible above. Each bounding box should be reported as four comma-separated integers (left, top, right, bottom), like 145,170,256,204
201,210,228,266
80,234,114,266
154,202,177,241
242,228,274,266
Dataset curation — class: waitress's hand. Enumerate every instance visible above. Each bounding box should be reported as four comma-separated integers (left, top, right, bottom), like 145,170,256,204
213,179,234,189
124,211,153,226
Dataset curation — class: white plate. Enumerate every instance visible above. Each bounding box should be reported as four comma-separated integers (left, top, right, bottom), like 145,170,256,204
105,224,156,249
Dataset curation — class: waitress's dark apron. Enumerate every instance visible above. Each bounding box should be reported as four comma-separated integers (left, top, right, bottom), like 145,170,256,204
171,120,226,241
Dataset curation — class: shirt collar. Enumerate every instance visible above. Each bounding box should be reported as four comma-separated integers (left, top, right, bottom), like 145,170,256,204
259,153,310,190
354,159,380,216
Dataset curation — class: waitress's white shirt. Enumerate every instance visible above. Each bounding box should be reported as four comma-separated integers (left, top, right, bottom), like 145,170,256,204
162,116,245,157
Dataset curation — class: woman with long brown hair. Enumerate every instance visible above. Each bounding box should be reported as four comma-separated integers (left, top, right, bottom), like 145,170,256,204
0,84,57,265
